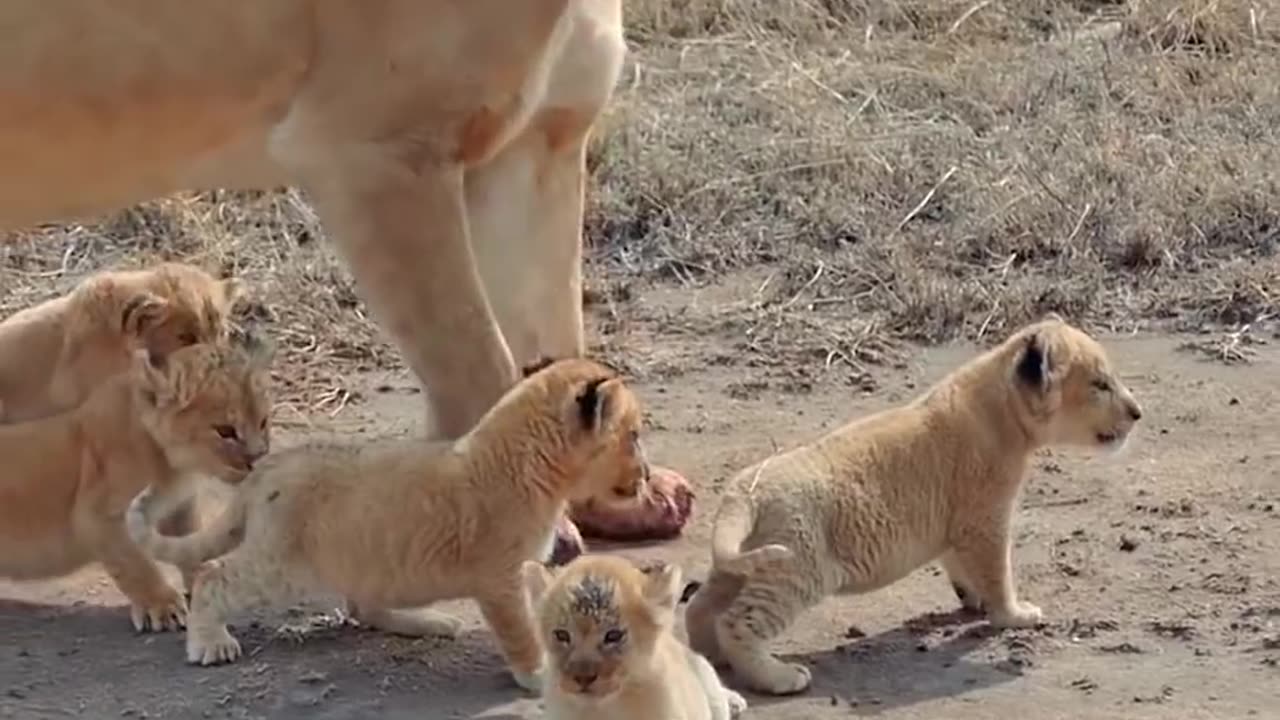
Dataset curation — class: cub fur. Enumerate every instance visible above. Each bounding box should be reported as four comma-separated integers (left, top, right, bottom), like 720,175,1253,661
124,357,650,692
524,554,747,720
0,329,273,632
684,314,1144,695
0,262,241,424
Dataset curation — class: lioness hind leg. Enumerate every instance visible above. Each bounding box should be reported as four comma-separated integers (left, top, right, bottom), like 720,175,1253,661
475,583,544,693
346,602,462,639
948,527,1042,628
684,570,745,666
715,573,818,696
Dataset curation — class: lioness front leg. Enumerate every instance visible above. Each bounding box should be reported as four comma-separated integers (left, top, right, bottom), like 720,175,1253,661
476,583,544,693
346,601,462,639
948,524,1042,628
299,161,517,439
82,517,187,633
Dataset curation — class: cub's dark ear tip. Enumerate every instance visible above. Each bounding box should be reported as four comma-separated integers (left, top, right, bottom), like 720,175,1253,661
1015,334,1045,387
575,376,611,429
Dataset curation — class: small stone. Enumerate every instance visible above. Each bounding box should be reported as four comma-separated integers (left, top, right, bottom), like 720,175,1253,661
1120,535,1140,552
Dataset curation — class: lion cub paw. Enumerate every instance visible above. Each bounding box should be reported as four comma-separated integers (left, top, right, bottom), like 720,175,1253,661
186,628,242,666
990,601,1043,629
725,689,748,717
129,590,188,633
511,665,544,693
750,660,812,696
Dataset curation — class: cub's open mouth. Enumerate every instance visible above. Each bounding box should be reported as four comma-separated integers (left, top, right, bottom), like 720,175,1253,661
1096,431,1118,444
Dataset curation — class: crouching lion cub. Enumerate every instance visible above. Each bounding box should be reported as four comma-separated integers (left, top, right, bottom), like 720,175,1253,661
0,262,241,424
685,314,1144,695
125,357,651,691
0,329,273,632
523,554,746,720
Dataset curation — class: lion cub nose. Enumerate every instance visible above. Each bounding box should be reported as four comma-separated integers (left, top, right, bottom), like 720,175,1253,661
572,670,598,689
1127,401,1143,421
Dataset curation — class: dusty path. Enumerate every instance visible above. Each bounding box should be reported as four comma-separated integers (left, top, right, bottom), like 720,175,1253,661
2,331,1277,720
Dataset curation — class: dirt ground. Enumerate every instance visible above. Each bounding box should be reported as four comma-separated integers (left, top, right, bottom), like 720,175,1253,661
3,1,1279,718
2,275,1277,719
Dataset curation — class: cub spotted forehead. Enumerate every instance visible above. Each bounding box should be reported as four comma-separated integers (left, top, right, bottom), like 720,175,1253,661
568,573,619,619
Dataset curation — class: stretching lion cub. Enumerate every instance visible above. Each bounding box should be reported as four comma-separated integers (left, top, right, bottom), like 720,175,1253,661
125,357,650,691
685,314,1144,695
0,262,240,424
524,554,747,720
0,329,273,632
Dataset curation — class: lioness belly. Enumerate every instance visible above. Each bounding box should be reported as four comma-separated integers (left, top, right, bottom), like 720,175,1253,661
0,1,310,228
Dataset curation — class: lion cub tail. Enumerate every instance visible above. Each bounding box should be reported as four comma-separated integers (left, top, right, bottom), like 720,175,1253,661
711,494,794,575
125,485,248,567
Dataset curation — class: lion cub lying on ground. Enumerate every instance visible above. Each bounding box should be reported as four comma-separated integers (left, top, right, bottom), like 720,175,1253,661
0,262,240,424
685,314,1144,695
125,357,651,691
0,328,273,632
524,554,746,720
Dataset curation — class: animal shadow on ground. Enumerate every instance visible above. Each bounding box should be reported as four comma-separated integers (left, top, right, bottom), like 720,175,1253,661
743,608,1021,715
0,598,541,720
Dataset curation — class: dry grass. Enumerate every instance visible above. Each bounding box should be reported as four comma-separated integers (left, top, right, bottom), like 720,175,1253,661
3,0,1278,406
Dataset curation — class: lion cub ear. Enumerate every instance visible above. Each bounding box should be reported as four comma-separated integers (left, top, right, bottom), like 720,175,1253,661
575,376,625,432
132,347,174,407
120,292,170,340
640,561,683,614
522,560,555,604
1015,331,1052,391
231,323,276,371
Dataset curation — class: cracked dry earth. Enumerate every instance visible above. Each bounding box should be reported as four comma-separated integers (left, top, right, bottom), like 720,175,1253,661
2,304,1277,719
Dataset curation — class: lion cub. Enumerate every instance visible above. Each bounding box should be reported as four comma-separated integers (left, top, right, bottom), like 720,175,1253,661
125,357,651,691
685,314,1144,695
0,261,240,423
524,555,747,720
0,328,273,632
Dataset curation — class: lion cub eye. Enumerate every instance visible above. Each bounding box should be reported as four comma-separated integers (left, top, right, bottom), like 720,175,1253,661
213,424,239,440
1091,378,1111,392
178,331,198,345
602,628,626,645
552,629,571,644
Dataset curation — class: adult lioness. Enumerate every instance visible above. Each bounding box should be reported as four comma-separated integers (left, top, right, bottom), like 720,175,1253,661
684,314,1144,695
0,1,690,543
125,357,650,691
0,262,240,424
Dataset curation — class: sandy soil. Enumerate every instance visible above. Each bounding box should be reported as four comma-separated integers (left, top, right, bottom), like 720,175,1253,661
3,280,1277,720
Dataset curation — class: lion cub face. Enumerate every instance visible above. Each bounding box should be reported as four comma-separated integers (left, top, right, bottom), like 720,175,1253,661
522,358,651,505
524,555,682,700
134,328,274,483
1012,315,1143,451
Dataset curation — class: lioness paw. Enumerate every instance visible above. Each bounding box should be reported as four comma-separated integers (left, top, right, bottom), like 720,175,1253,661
991,601,1043,629
186,628,242,666
130,591,188,633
